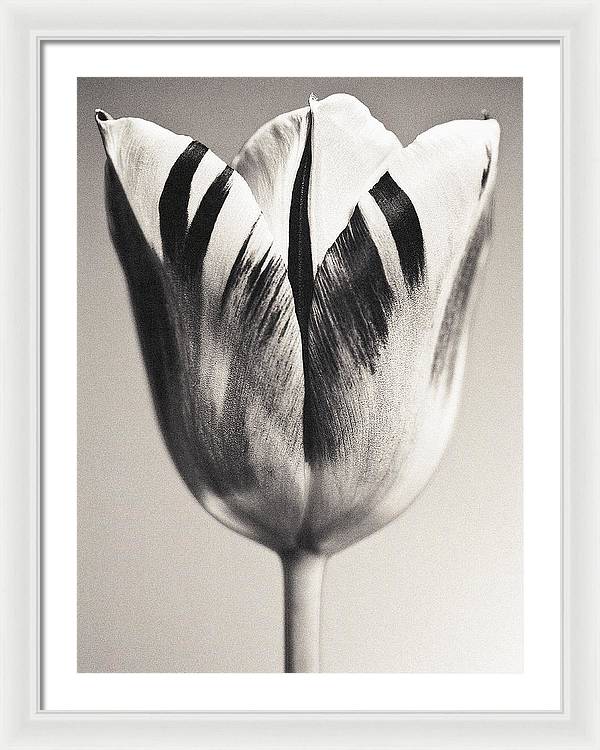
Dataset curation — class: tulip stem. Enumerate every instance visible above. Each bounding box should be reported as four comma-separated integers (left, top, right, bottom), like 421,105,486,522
280,550,326,673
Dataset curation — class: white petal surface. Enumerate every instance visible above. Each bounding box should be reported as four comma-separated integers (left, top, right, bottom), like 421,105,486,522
232,105,310,260
98,113,186,258
308,94,401,269
386,118,500,290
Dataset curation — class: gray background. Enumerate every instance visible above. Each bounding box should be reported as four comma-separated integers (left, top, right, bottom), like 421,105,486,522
77,77,522,673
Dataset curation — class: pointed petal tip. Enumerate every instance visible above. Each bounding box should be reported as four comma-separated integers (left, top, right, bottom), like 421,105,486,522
95,109,113,132
480,110,501,139
484,115,501,146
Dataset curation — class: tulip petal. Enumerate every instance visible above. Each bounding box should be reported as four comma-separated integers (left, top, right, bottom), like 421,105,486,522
308,94,402,269
232,94,401,274
103,160,207,497
198,215,307,551
300,118,500,553
99,112,307,551
232,104,310,261
97,113,227,261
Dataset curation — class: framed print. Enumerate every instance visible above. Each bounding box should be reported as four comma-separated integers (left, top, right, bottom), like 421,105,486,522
1,1,599,749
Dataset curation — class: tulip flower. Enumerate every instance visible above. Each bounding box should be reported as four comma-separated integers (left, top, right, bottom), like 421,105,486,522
96,94,500,672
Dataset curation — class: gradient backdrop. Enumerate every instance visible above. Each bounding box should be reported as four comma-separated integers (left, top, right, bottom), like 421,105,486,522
77,77,522,673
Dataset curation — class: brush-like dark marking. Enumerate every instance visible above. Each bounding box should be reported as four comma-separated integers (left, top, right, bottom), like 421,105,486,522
369,171,425,292
179,165,234,282
221,245,294,359
311,208,394,373
220,223,258,313
256,270,288,340
216,235,304,550
158,140,208,262
221,238,288,343
305,206,394,464
431,203,493,385
243,250,273,317
242,253,287,340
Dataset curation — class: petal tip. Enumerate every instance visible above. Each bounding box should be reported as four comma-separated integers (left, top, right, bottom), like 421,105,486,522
480,111,500,138
484,116,501,147
95,109,113,134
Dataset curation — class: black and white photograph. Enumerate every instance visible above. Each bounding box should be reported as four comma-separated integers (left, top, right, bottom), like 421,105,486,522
77,76,522,674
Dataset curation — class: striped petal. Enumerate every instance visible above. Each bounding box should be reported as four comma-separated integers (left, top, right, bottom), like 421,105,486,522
97,111,307,551
232,104,309,262
308,94,402,269
232,94,401,273
297,117,500,553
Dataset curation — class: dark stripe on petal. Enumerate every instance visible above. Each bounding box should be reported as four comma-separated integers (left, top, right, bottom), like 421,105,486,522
287,112,314,457
480,144,492,197
305,206,394,462
180,165,234,282
105,160,204,494
370,171,425,292
159,140,208,262
431,202,493,385
287,112,314,349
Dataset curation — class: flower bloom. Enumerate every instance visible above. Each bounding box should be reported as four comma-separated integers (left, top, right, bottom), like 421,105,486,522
96,94,500,557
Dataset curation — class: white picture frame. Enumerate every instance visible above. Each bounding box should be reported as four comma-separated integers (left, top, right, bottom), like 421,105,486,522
1,0,598,747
